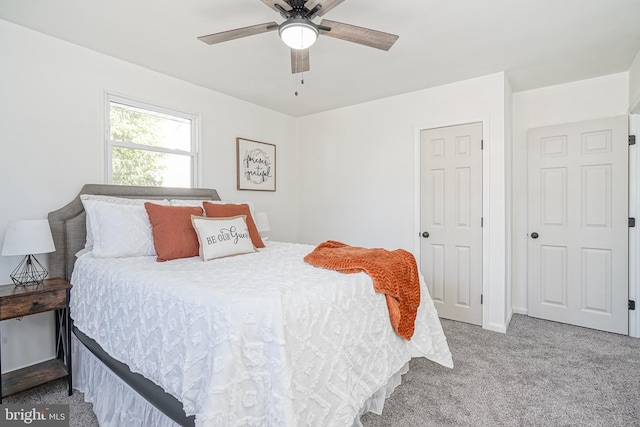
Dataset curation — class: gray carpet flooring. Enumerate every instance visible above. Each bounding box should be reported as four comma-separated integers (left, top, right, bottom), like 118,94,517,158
4,314,639,426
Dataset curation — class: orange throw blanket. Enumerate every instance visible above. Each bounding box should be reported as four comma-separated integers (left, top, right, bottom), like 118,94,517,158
303,240,420,340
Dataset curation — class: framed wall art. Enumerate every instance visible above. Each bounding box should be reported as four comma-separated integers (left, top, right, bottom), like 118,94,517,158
236,138,276,191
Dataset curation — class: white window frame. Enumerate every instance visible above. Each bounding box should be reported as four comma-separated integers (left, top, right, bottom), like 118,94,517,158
105,93,199,187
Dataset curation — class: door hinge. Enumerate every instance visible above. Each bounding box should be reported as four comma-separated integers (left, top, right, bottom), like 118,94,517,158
481,139,484,150
630,135,636,146
630,300,636,311
630,218,636,228
481,217,484,227
481,294,483,304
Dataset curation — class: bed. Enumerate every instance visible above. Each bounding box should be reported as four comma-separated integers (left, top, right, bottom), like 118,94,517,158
48,184,452,426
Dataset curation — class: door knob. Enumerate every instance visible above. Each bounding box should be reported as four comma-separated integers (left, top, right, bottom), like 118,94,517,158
531,232,539,239
422,231,430,238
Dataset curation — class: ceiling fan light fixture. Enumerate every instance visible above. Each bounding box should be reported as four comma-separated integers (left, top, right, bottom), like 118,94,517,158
279,18,318,50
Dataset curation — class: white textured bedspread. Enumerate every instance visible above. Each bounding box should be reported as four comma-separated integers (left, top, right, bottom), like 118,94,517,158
70,241,452,426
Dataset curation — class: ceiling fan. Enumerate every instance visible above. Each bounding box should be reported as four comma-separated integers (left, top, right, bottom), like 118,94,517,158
197,0,399,74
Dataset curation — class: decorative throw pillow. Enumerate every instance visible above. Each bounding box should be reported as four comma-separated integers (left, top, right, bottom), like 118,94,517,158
144,203,204,262
204,200,256,216
191,215,256,261
202,202,265,248
81,200,157,258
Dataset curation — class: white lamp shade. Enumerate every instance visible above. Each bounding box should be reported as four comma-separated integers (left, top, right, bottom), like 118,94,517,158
2,219,56,256
279,19,318,50
255,212,271,232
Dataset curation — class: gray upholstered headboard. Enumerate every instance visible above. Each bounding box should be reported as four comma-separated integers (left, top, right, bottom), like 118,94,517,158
47,184,221,281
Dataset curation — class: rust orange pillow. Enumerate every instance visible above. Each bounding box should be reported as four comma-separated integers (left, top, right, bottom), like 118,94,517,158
202,202,265,248
144,202,204,261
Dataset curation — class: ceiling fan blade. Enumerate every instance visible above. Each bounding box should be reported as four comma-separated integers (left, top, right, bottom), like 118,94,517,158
291,48,310,74
319,19,398,51
198,22,278,45
305,0,345,16
258,0,292,14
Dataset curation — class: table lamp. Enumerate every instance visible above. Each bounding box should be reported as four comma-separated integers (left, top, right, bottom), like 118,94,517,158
1,219,56,286
254,212,271,240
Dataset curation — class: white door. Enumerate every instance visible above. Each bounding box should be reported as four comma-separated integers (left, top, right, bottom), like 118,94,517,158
420,122,483,325
528,115,628,334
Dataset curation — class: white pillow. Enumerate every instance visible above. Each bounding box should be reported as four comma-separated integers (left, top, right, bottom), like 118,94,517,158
80,195,168,252
82,199,158,258
168,199,210,207
191,215,255,261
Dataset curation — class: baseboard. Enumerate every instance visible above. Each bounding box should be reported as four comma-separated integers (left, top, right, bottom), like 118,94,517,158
485,322,507,334
512,307,528,315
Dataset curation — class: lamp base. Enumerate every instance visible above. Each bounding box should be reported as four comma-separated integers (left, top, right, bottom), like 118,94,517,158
9,255,49,286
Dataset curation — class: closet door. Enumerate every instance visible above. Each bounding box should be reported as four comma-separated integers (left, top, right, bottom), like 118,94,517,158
528,115,628,334
420,122,483,325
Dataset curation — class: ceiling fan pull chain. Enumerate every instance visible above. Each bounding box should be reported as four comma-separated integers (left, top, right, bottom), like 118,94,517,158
294,70,307,96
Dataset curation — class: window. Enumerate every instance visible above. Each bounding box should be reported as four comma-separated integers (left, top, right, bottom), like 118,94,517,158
106,94,198,188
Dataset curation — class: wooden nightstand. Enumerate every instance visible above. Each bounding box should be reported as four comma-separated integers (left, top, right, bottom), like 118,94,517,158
0,278,72,402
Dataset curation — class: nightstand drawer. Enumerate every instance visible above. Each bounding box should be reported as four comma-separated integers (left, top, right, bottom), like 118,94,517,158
0,289,67,321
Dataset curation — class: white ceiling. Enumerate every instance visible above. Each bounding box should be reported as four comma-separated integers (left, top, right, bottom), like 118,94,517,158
2,0,640,117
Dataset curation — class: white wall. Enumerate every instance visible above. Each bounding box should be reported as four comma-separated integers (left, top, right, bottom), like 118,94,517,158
511,73,629,314
629,50,640,112
0,20,298,373
296,72,512,333
504,77,514,325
